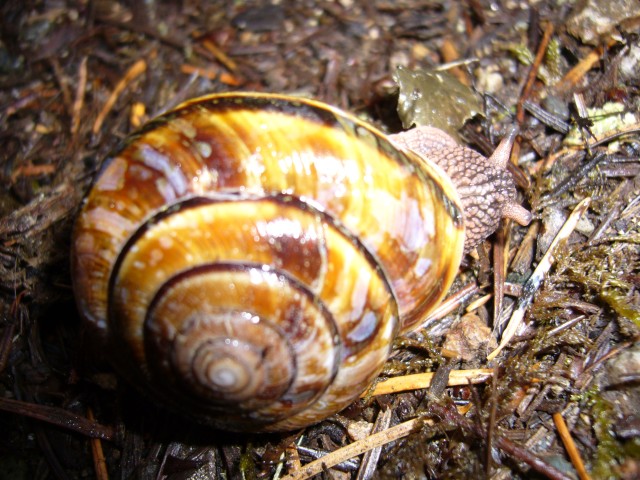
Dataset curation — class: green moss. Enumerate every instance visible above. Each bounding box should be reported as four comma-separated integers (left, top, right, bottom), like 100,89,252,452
508,43,534,66
239,444,258,480
585,388,625,479
600,289,640,326
545,38,563,79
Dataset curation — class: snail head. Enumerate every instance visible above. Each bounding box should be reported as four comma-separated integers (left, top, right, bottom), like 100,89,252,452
389,126,532,252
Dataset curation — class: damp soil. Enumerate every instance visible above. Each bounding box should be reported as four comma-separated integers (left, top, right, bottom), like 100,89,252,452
0,1,639,479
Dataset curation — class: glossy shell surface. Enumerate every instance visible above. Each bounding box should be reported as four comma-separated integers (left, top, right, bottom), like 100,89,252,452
72,93,465,431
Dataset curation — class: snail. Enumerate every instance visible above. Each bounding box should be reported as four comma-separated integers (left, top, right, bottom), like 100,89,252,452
71,92,531,432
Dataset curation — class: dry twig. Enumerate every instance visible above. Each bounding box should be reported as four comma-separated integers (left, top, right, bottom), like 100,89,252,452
0,397,116,441
553,411,592,480
71,56,88,135
364,368,494,397
488,197,592,360
281,418,426,480
92,59,147,134
87,408,110,480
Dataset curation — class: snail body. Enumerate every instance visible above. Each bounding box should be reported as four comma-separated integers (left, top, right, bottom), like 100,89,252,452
72,92,529,432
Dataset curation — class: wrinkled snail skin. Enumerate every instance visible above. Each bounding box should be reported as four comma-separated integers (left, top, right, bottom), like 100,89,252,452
71,92,525,432
388,126,532,249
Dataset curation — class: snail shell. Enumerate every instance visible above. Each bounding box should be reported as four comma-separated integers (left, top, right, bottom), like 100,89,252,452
72,92,529,432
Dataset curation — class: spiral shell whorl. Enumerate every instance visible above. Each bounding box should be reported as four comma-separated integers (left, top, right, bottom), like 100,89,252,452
72,93,465,431
105,196,400,430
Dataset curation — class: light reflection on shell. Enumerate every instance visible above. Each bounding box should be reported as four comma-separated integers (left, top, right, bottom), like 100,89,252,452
71,93,465,432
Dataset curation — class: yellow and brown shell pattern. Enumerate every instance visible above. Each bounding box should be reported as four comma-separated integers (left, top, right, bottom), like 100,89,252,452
71,92,465,431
